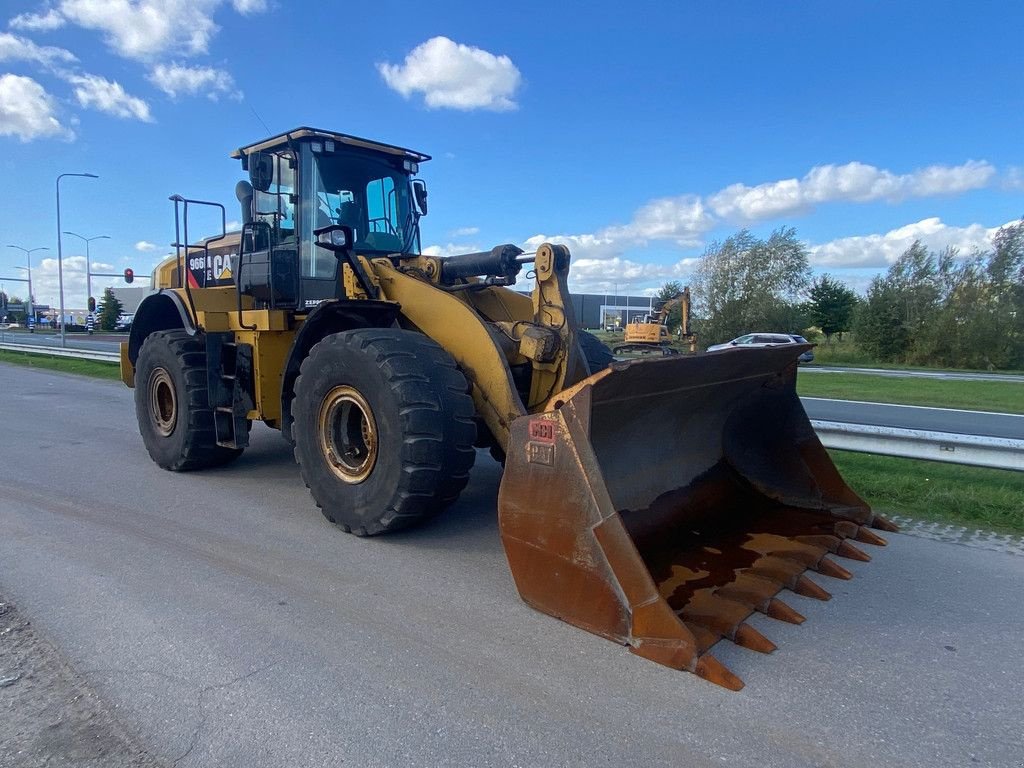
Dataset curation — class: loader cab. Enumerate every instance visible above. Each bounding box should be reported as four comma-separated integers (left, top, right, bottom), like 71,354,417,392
230,128,431,311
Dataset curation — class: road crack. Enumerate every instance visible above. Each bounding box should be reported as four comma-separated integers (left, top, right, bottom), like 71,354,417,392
172,661,279,767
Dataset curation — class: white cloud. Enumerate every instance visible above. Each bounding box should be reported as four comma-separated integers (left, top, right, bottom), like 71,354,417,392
0,31,76,66
521,195,712,268
231,0,266,12
708,160,995,222
8,8,66,32
567,255,699,294
64,72,152,121
1003,167,1024,191
0,73,71,141
134,240,157,251
378,36,521,111
422,242,480,258
809,217,1011,269
449,226,479,237
603,194,713,247
57,0,262,60
148,62,238,100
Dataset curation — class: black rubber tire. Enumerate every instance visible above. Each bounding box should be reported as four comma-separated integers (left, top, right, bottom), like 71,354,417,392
578,330,614,373
291,328,477,536
134,330,244,471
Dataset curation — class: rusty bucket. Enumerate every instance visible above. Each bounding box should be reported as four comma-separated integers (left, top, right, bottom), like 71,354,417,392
497,345,895,690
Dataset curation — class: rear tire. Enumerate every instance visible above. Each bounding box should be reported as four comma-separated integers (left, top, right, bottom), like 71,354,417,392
134,330,244,471
579,330,614,373
291,329,477,536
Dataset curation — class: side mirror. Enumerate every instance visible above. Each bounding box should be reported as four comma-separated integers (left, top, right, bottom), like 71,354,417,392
314,224,355,252
412,179,428,216
730,341,737,346
249,152,274,193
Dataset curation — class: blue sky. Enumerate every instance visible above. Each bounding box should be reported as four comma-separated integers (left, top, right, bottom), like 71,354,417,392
1,0,1022,308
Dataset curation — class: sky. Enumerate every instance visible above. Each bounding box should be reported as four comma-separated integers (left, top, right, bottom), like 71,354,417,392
1,0,1022,308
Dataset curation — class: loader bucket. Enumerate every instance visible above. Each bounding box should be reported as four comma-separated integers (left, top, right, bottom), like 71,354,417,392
497,345,895,690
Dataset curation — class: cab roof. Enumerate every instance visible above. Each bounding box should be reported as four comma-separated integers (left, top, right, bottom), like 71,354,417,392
229,127,431,163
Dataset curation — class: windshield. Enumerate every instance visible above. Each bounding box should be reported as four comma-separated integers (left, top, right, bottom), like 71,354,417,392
299,149,420,279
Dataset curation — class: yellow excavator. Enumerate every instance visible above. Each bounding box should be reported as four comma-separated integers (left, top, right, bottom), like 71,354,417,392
122,128,894,689
613,288,697,356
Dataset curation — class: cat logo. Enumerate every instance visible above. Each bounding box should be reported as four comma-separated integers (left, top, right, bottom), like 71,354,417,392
218,265,233,280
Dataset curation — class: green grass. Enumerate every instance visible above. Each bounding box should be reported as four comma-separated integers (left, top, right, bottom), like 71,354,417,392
797,372,1024,414
0,349,121,380
830,450,1024,535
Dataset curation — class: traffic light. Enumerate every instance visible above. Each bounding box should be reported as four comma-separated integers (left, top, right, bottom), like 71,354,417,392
124,267,134,284
88,296,96,312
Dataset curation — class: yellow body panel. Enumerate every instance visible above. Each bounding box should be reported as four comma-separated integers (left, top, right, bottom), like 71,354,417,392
372,259,525,445
233,329,293,424
624,323,668,344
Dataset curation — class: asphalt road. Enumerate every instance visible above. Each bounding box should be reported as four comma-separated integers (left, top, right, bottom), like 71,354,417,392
1,364,1022,768
802,397,1024,440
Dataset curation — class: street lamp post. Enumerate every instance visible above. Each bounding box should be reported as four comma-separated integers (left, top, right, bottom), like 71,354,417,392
56,173,98,347
62,231,110,313
6,245,47,323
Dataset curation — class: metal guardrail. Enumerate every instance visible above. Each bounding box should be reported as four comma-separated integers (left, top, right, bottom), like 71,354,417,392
812,420,1024,471
0,342,119,363
2,342,1020,471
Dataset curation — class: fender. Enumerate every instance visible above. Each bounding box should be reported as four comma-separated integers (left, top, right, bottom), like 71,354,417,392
279,299,400,441
127,290,196,364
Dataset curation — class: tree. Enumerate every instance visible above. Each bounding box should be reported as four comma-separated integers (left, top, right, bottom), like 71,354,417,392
97,287,124,331
854,240,942,362
691,227,812,344
805,275,858,342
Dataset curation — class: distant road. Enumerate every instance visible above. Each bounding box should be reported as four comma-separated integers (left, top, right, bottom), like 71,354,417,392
0,331,123,354
801,397,1024,440
802,365,1024,383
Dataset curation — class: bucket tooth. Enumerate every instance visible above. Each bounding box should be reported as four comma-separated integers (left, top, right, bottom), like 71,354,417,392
764,542,830,571
682,621,722,654
871,514,899,533
836,540,871,562
715,572,785,612
765,598,805,625
695,654,744,691
792,575,831,601
855,526,889,546
815,556,853,580
681,594,756,641
733,623,777,654
795,534,842,551
833,520,860,539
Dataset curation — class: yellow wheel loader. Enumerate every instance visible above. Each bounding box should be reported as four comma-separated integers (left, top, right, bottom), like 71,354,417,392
122,128,894,689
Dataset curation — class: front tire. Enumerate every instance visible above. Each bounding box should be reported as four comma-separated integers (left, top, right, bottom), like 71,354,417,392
134,330,244,471
291,329,477,536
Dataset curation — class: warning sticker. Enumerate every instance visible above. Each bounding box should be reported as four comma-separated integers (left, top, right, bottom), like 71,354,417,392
528,419,556,443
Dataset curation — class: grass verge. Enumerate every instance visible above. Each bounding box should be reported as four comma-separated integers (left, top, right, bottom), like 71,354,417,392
0,349,120,380
797,372,1024,414
830,450,1024,535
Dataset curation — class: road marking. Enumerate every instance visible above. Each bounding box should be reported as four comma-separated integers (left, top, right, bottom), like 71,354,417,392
801,397,1024,419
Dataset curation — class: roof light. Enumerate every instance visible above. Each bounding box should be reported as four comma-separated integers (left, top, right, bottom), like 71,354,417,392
403,159,419,174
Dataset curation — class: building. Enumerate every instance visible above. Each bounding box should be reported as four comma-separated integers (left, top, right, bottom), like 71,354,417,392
518,291,655,329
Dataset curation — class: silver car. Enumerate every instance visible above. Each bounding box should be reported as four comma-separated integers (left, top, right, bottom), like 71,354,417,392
706,333,814,363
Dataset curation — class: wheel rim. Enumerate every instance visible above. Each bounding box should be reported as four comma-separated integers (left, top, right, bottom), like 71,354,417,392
318,386,378,484
148,367,177,437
